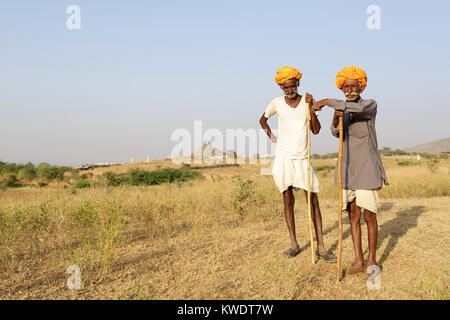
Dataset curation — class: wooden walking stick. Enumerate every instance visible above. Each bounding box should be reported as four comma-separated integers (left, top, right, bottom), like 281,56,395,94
337,116,344,283
306,103,315,264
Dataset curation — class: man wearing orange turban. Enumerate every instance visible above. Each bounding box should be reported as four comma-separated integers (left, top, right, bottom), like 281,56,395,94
274,66,303,86
335,66,367,93
312,66,388,275
258,66,337,262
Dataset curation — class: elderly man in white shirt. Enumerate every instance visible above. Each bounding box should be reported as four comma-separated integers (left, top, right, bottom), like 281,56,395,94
259,66,336,262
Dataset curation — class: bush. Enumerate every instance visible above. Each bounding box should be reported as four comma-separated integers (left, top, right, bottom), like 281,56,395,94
4,174,19,188
230,175,256,217
0,161,36,178
17,166,37,180
0,163,19,175
74,180,91,189
127,167,202,186
427,159,439,172
393,149,409,156
36,163,71,182
103,172,129,186
397,161,414,166
419,153,438,159
103,167,202,187
315,165,335,172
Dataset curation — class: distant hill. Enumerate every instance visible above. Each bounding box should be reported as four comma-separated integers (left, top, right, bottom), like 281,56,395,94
402,137,450,154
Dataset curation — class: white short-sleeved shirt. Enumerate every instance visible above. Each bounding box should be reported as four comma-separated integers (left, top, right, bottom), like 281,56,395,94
264,95,315,160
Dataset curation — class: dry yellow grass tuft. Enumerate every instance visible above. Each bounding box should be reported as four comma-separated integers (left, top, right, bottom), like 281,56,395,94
0,158,449,299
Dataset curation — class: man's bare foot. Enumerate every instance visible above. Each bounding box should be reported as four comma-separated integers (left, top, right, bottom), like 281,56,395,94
345,261,366,275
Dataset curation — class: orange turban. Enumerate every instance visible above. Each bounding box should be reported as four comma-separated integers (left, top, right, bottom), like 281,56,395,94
335,66,367,91
275,66,302,85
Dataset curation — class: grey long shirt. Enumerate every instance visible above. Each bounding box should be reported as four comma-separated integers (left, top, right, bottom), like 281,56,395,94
328,98,388,190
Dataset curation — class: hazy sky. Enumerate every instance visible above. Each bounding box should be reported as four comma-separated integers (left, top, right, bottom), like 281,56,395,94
1,0,449,166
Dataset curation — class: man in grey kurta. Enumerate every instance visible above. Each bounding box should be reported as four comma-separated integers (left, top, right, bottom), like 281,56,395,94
312,66,387,276
328,98,387,190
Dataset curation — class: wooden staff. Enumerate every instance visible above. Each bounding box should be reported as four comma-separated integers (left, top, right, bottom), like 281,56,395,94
337,116,344,283
306,103,315,264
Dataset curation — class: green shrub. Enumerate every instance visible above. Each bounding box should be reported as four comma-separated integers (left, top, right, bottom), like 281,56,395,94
393,149,409,155
103,172,129,186
0,161,36,177
4,174,19,188
17,166,37,180
315,165,335,172
74,180,91,189
128,167,202,186
36,163,70,181
427,159,439,172
103,167,202,187
230,175,256,217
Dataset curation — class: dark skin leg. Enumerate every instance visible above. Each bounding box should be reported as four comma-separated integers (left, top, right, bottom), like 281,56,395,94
283,187,299,250
303,191,327,255
282,187,328,253
364,209,378,267
348,200,365,269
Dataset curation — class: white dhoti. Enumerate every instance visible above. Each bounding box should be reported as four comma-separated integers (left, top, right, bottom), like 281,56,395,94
272,157,320,194
342,188,382,213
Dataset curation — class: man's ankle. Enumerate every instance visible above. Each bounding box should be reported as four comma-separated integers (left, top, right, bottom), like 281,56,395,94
317,247,327,254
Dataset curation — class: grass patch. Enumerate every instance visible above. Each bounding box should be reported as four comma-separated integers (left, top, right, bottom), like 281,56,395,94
397,161,415,166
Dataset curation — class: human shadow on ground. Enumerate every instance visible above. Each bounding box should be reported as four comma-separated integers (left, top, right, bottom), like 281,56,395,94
369,205,425,266
323,203,424,267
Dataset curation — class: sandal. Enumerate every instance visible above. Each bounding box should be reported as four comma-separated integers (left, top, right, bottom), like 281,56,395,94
345,263,367,275
283,247,302,257
316,250,337,263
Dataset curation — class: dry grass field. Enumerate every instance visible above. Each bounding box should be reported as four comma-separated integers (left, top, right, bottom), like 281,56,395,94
0,158,449,299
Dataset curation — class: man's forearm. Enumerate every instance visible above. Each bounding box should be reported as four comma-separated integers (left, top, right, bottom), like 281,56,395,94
260,119,274,140
327,99,377,119
264,127,274,140
310,110,321,134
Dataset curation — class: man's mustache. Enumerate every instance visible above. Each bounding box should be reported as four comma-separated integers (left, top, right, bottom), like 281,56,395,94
345,92,360,101
285,91,298,98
